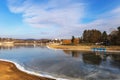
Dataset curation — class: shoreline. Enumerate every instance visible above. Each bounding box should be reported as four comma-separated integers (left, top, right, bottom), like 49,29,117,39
0,59,68,80
47,44,120,53
0,59,55,80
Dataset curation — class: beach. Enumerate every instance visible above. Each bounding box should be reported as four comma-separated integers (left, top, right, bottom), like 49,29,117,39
48,44,120,52
0,60,55,80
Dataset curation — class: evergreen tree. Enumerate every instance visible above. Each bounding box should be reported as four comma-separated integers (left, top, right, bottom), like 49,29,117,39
71,36,75,45
101,31,107,41
118,26,120,32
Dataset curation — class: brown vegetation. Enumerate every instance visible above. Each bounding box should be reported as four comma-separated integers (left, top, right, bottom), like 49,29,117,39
62,39,71,45
48,44,120,52
62,38,80,45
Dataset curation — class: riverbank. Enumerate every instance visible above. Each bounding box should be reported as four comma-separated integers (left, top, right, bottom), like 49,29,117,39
0,60,54,80
48,44,120,53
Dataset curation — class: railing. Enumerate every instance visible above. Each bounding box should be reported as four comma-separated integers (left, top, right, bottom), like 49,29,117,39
92,48,106,52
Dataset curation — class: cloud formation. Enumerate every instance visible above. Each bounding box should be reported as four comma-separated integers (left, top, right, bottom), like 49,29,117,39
8,0,84,27
7,0,86,38
81,6,120,33
7,0,120,38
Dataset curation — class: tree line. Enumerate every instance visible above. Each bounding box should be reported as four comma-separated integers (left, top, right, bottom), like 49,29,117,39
71,26,120,45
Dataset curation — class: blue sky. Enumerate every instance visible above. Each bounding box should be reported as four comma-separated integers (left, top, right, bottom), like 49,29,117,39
0,0,120,39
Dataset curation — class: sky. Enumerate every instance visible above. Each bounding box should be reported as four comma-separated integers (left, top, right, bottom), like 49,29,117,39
0,0,120,39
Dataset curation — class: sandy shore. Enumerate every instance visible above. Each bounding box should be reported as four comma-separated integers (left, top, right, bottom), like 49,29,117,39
48,44,120,53
0,60,55,80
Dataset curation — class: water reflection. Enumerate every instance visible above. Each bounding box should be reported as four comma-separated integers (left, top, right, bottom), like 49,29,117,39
0,44,47,50
110,54,120,68
63,50,80,58
0,45,15,50
82,53,102,65
0,46,120,80
63,50,120,67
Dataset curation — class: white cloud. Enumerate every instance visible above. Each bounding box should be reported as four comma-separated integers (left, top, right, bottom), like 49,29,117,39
7,0,120,38
7,0,85,27
7,0,86,38
81,6,120,34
